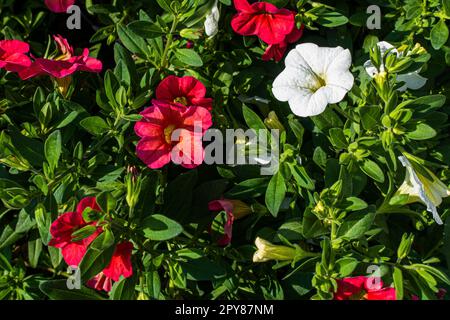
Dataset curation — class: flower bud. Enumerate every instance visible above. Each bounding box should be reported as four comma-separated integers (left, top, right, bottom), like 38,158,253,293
228,200,252,219
252,237,296,262
264,111,285,132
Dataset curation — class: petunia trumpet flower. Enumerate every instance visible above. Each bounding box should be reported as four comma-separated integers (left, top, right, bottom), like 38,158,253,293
155,75,213,110
48,197,102,266
134,101,212,169
396,153,450,225
334,276,396,300
18,35,102,81
0,40,32,73
45,0,76,13
204,0,220,37
272,43,354,117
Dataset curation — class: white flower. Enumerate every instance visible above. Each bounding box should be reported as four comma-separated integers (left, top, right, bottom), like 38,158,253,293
272,43,354,117
204,1,220,37
364,41,427,92
397,154,450,225
253,237,297,263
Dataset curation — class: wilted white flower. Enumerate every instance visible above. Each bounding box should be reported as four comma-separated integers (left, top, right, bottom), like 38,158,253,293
397,153,450,225
272,43,354,117
364,41,427,92
204,0,220,37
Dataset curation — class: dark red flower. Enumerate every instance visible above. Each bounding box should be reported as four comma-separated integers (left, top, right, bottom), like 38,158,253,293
19,35,102,80
334,276,396,300
231,0,295,45
48,197,102,266
0,40,32,73
155,75,213,110
88,242,134,292
262,24,304,62
45,0,76,13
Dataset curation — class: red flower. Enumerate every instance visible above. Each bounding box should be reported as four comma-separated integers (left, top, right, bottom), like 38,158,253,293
208,200,235,246
48,197,102,266
134,101,212,169
155,75,213,110
0,40,32,73
19,35,102,80
262,24,304,62
208,199,252,246
87,242,133,292
45,0,76,13
231,0,295,45
334,276,396,300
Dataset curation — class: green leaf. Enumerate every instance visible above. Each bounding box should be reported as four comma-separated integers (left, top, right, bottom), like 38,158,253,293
174,49,203,67
430,19,449,50
117,25,149,57
79,234,116,281
39,280,105,300
343,197,368,211
265,171,286,217
44,130,62,170
338,208,376,240
110,275,137,300
163,170,197,222
288,163,315,190
9,129,45,168
336,257,359,277
156,0,173,12
316,11,349,27
80,116,109,136
444,0,450,17
177,249,226,281
243,105,266,130
329,128,347,149
361,159,385,183
142,214,183,241
406,123,437,140
393,267,404,300
146,271,161,299
128,21,163,39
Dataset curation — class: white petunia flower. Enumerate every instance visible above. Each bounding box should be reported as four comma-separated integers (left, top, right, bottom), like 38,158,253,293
204,0,220,37
253,237,297,263
364,41,427,92
397,153,450,225
272,43,354,117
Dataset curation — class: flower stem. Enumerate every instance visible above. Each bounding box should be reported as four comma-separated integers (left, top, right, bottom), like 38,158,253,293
160,15,179,70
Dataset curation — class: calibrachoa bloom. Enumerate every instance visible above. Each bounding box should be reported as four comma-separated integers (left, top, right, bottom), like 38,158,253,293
0,40,32,73
155,75,213,110
204,0,220,37
19,35,102,80
231,0,295,45
262,24,304,62
134,101,212,169
334,276,396,300
88,242,134,292
364,41,427,91
272,43,354,117
396,153,450,225
208,199,252,246
45,0,76,13
48,197,102,266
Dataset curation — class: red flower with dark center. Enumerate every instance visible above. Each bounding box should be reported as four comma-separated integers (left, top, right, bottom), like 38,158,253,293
48,197,102,266
0,40,32,73
45,0,76,13
134,100,212,169
19,35,102,80
155,75,213,110
231,0,295,45
262,24,304,62
334,276,396,300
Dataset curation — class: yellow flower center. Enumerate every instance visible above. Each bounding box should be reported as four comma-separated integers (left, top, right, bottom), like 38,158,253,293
164,125,176,144
174,96,188,106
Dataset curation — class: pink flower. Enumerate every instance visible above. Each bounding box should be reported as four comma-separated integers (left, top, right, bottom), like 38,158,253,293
262,24,304,62
208,199,252,246
334,276,396,300
45,0,76,13
0,40,32,73
155,75,213,110
19,35,102,80
48,197,102,266
134,101,212,169
231,0,295,45
87,242,133,292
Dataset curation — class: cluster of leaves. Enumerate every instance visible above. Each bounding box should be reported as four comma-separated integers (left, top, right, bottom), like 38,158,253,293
1,0,450,300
